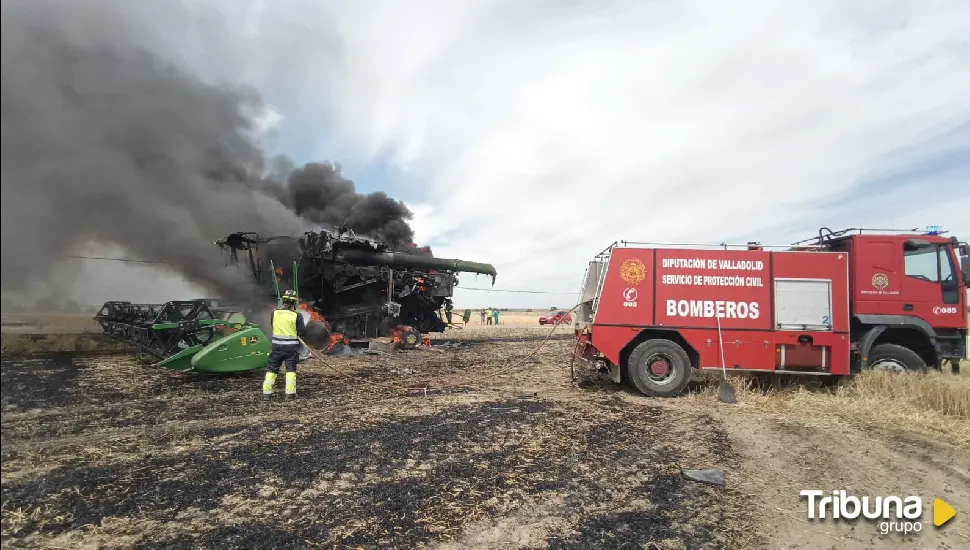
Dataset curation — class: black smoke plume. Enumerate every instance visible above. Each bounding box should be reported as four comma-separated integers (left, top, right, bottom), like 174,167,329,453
0,0,420,305
267,162,416,248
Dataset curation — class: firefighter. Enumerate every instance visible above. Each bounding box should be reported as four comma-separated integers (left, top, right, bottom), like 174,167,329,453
444,299,454,324
262,289,307,400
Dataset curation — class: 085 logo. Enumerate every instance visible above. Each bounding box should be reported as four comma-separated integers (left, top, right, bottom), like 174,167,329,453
622,288,638,308
932,306,958,315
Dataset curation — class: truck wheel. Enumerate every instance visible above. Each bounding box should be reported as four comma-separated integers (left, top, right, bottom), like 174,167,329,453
626,339,692,397
866,343,927,373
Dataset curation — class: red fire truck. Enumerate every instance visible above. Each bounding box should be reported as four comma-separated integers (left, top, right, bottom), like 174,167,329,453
574,227,969,397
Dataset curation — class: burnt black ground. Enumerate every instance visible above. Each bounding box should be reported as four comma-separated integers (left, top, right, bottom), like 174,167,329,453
1,354,85,408
1,344,756,549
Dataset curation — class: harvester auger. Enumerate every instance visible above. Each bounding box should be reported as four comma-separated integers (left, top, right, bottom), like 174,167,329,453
93,299,270,373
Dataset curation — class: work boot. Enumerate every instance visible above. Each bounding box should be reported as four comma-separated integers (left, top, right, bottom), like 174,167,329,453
284,372,296,400
262,371,277,399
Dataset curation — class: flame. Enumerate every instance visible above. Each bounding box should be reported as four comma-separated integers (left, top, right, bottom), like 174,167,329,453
290,301,346,352
390,325,420,347
414,276,428,292
299,302,325,323
325,332,348,352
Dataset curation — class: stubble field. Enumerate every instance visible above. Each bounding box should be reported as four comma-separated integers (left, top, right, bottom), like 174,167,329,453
1,311,968,549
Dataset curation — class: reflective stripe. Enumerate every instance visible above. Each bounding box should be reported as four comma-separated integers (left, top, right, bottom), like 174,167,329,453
262,372,277,395
271,338,300,345
285,372,296,395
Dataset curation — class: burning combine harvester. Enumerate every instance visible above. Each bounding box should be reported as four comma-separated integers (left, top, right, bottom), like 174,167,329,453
94,227,497,373
217,227,497,348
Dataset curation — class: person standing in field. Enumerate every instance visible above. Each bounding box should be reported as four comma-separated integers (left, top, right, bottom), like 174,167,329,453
493,308,500,325
480,309,486,324
262,289,307,400
463,309,472,326
444,299,453,324
485,307,493,325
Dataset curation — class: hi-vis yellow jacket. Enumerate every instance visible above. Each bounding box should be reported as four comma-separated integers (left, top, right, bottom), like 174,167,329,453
271,308,306,347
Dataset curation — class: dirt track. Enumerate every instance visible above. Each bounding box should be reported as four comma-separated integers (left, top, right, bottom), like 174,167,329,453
2,325,968,549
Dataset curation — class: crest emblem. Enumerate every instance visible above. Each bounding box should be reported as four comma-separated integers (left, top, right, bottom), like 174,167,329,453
871,273,889,290
619,258,647,285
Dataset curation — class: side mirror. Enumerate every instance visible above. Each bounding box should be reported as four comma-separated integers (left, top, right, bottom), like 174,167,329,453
960,243,969,257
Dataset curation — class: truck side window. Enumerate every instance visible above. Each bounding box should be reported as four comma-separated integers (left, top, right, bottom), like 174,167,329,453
939,246,956,283
903,245,940,282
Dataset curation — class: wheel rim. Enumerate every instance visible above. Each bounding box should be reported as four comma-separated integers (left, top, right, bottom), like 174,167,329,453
644,353,677,385
869,358,907,372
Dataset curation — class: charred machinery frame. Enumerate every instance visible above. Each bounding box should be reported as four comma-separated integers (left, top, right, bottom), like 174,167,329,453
216,227,497,340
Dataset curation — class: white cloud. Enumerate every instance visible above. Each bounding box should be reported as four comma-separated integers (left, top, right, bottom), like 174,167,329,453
169,0,970,307
402,201,438,246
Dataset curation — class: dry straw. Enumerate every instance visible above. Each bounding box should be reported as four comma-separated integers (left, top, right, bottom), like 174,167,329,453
688,364,970,448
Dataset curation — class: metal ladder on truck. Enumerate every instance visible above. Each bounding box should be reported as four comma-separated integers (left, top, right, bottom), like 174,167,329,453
576,243,615,330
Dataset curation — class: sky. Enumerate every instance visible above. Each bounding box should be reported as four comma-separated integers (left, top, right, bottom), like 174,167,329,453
66,0,970,309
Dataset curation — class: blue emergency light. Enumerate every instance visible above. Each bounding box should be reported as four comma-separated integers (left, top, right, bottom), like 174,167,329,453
925,225,946,236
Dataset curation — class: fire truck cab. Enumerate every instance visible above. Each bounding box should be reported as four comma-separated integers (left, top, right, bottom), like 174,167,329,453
574,227,969,398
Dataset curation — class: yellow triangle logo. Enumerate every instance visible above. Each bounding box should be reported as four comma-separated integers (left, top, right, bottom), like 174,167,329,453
934,498,956,527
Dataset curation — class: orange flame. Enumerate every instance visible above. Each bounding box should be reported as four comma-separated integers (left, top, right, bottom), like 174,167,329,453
325,332,348,352
414,277,428,292
294,303,346,352
299,302,325,323
389,325,423,349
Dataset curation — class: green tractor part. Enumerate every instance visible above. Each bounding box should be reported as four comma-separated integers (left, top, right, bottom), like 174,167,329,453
270,259,301,307
94,300,270,373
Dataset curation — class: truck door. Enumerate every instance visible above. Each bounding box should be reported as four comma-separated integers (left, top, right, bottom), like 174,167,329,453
901,241,964,328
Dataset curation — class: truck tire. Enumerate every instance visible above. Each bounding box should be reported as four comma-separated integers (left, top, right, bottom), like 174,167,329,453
866,343,927,373
626,339,692,397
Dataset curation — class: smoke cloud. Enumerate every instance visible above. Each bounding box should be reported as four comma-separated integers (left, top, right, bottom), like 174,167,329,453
269,162,416,247
0,0,418,305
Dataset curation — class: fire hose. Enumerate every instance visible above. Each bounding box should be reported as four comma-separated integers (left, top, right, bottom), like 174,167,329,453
297,304,581,396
